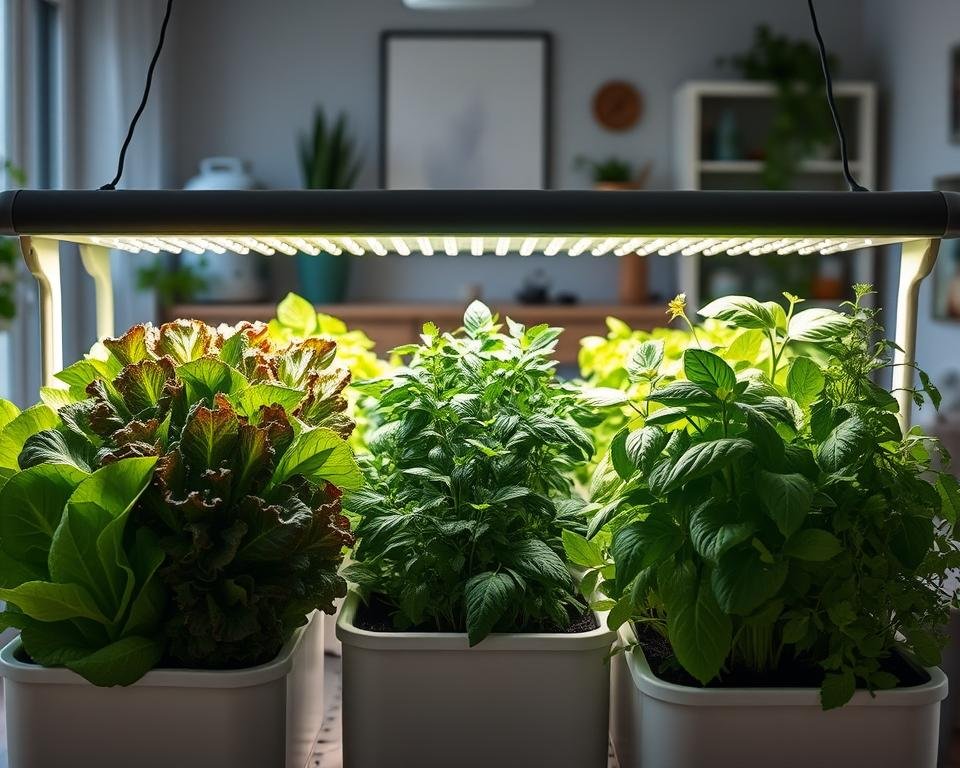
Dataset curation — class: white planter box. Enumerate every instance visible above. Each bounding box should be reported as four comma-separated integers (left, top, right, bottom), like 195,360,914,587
1,612,325,768
337,591,614,768
611,621,947,768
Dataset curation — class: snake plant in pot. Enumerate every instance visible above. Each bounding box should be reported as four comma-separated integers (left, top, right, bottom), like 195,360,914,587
0,319,361,768
296,108,363,303
337,302,615,768
581,289,960,768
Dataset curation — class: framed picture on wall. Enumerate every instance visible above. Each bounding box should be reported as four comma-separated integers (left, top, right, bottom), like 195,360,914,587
934,174,960,320
380,31,552,189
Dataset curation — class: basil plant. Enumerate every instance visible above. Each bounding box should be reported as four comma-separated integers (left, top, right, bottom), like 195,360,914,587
572,288,960,709
344,302,595,645
0,319,361,685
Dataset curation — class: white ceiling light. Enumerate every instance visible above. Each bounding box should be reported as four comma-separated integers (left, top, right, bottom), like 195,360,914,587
404,0,533,9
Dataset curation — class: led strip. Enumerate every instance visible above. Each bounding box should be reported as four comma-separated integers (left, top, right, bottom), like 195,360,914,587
74,234,899,259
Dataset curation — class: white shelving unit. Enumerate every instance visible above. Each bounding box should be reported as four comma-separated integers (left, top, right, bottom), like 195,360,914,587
674,80,878,311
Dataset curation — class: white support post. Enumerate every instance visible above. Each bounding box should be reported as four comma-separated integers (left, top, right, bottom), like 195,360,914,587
20,236,63,387
892,238,939,433
79,243,115,340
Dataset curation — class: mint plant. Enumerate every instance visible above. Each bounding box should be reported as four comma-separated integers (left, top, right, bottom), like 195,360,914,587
345,302,594,645
576,288,960,709
0,319,361,683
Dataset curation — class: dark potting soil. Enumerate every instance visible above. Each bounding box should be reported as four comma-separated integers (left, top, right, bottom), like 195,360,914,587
633,621,930,690
355,592,599,635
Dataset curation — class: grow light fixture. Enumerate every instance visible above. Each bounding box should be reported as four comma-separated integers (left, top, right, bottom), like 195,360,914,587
1,188,957,429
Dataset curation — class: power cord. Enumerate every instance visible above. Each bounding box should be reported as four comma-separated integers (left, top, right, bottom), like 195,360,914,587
100,0,174,190
807,0,867,192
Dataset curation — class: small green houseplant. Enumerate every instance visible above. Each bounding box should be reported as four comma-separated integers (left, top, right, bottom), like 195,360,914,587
297,108,363,303
722,25,838,189
587,289,956,767
336,302,615,768
575,156,652,190
0,319,361,765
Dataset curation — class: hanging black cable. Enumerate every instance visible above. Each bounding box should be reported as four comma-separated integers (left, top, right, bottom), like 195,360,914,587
807,0,867,192
100,0,174,190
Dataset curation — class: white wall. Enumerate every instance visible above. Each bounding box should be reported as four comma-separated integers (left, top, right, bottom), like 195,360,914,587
166,0,870,304
863,0,960,421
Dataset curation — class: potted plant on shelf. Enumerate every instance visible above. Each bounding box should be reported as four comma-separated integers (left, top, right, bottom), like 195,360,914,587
720,24,839,189
575,155,651,192
337,301,615,768
297,108,363,304
583,288,959,768
0,319,361,768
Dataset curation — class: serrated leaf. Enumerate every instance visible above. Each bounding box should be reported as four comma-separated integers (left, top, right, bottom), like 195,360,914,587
465,571,515,645
821,668,856,710
513,539,570,586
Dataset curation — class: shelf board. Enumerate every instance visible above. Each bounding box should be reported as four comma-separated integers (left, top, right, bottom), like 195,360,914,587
698,159,861,174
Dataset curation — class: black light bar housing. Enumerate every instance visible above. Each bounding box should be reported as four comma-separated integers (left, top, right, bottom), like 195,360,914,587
2,190,959,238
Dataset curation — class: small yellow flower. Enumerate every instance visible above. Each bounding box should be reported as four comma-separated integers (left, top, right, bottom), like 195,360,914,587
666,293,687,321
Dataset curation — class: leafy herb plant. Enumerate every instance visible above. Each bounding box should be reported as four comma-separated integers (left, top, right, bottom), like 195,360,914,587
345,302,594,645
575,288,960,708
577,311,739,485
0,319,361,684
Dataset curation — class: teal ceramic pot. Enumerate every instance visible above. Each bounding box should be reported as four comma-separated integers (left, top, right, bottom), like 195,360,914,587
297,252,350,304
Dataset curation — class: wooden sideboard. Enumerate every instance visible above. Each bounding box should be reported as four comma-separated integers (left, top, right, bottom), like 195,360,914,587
163,303,667,365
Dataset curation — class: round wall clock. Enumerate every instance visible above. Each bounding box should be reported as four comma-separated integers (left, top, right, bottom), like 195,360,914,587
592,80,643,132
